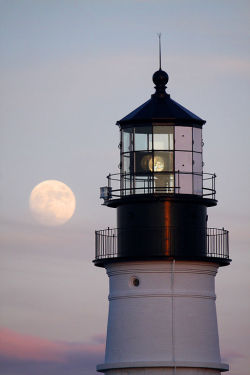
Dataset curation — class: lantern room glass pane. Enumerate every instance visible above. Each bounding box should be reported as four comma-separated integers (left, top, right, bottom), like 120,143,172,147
193,127,202,152
176,173,193,194
122,153,131,173
175,151,192,172
122,173,133,196
154,173,174,193
175,126,192,151
134,126,152,151
193,174,202,195
122,128,133,152
134,151,151,173
134,175,154,194
193,152,202,173
153,126,174,150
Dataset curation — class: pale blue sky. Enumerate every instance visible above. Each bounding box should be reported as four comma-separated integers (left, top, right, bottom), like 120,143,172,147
0,1,250,374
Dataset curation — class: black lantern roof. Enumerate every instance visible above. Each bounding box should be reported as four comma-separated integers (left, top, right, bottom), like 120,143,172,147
117,69,205,127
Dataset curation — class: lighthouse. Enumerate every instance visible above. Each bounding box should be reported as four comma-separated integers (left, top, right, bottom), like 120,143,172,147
94,53,230,375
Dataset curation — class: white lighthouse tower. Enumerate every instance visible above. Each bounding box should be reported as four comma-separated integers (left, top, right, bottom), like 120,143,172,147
94,54,230,375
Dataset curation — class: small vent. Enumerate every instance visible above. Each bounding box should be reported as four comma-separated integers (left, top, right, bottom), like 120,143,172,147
130,277,140,287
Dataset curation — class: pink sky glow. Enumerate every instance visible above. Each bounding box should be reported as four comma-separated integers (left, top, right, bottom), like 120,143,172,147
0,327,105,362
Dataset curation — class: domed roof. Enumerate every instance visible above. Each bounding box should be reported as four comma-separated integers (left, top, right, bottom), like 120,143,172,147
116,69,205,127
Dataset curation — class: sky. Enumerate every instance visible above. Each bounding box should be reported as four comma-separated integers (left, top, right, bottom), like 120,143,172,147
0,0,250,374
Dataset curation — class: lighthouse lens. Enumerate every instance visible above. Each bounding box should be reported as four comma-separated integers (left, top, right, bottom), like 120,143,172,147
149,156,164,172
140,153,173,173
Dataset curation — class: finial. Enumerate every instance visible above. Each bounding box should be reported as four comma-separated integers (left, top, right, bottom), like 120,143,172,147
157,33,162,70
152,34,169,98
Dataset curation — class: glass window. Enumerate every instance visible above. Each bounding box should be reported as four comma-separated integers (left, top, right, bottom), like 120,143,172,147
134,126,152,151
122,173,133,196
175,126,192,151
134,175,154,194
175,173,193,194
122,153,131,173
193,127,202,152
154,173,174,193
122,128,133,153
175,151,192,172
153,126,174,150
134,151,151,173
193,174,202,195
193,152,202,173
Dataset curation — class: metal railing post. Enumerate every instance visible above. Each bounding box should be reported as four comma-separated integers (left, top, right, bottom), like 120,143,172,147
95,231,98,259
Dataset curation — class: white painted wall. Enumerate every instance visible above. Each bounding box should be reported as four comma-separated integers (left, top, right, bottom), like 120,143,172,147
97,261,228,374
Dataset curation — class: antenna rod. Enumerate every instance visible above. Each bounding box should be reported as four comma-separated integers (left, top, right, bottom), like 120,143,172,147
157,33,162,70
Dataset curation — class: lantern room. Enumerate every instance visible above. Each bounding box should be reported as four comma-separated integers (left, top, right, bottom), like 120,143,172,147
120,123,203,195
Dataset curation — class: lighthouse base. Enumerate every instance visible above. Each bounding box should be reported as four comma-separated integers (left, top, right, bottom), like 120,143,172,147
98,261,228,375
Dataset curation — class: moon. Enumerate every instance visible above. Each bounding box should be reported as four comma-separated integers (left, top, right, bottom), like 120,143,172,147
29,180,76,226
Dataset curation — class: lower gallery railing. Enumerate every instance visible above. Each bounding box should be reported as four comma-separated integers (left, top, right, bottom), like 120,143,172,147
95,227,229,262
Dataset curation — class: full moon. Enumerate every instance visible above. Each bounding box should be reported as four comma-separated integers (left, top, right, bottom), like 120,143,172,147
29,180,76,226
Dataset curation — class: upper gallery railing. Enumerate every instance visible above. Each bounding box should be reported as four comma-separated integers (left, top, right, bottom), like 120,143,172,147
100,172,216,201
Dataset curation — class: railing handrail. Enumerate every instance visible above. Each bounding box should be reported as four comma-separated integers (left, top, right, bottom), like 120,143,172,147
96,226,229,232
107,171,215,179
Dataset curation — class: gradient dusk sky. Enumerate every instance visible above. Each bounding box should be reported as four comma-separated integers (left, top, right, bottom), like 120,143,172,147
0,1,250,374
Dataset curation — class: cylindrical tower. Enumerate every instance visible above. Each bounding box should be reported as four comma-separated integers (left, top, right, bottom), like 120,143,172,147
94,65,230,375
